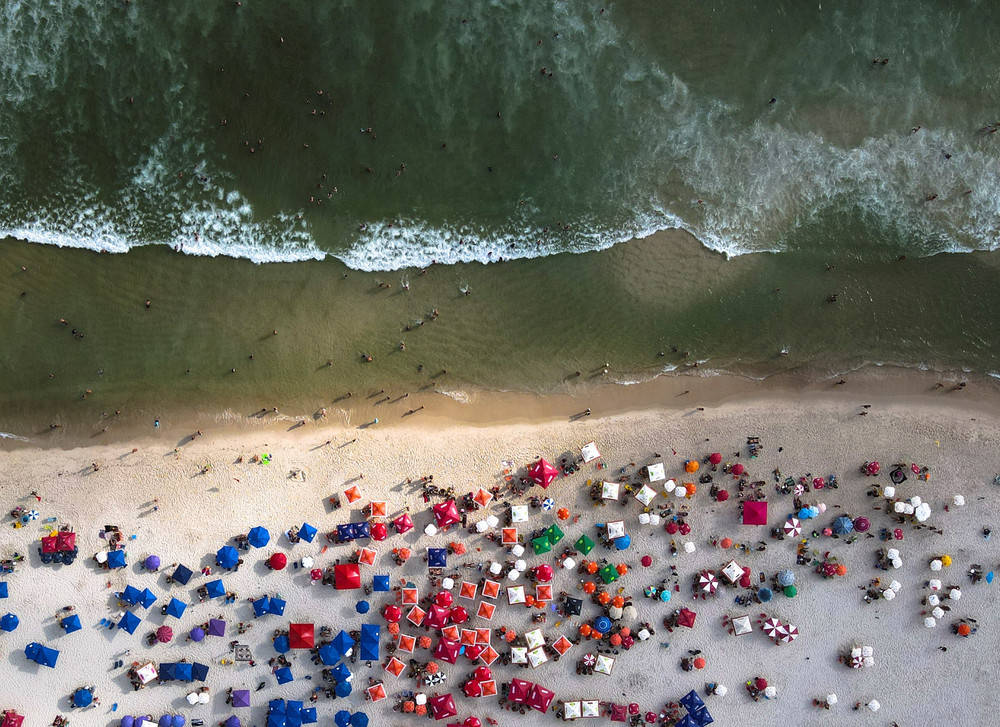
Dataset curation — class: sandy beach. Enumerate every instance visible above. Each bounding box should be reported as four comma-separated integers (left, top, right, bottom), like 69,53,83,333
1,390,999,727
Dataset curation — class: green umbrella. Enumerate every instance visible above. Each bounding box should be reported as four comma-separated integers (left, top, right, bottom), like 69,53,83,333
783,585,797,598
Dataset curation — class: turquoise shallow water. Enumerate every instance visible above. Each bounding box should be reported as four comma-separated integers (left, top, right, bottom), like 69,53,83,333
2,1,1000,431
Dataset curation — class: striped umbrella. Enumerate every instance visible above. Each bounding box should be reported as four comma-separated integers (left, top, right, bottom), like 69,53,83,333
782,518,802,537
761,618,783,639
26,510,39,521
541,498,554,511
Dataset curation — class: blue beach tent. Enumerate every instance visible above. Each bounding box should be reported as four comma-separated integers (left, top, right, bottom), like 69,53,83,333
107,550,127,569
139,588,158,609
118,610,141,634
299,523,318,543
205,579,226,598
165,597,187,619
121,585,142,605
171,564,193,585
275,667,294,685
253,596,271,617
61,614,82,633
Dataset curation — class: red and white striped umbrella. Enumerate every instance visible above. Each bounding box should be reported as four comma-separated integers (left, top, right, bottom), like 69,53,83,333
762,618,783,638
698,571,719,594
777,624,799,643
582,653,597,667
782,518,802,537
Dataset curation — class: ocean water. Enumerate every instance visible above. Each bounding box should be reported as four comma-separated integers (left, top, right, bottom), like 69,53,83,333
3,0,999,268
2,1,1000,431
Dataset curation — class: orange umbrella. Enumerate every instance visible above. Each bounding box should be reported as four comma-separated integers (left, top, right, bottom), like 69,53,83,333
611,595,625,608
685,460,699,473
426,662,439,674
835,564,848,576
586,562,599,574
609,633,622,646
504,630,518,642
693,657,706,669
619,627,631,637
583,582,597,594
591,630,603,640
720,537,733,549
958,623,971,636
525,595,536,607
684,482,697,497
616,564,628,575
579,624,592,637
418,636,432,649
387,622,400,636
402,702,415,713
449,541,466,555
597,592,611,605
414,704,427,716
557,508,570,520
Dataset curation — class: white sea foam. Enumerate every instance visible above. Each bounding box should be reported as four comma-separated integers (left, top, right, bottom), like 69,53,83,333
0,431,28,442
438,390,471,404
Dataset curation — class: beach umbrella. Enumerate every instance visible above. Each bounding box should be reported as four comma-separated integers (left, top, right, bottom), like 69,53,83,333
641,555,652,567
716,489,730,502
392,513,414,534
73,689,93,708
853,517,871,533
61,614,82,633
0,613,18,632
144,555,161,571
107,549,127,569
685,460,699,473
224,718,240,727
275,667,294,685
778,624,799,643
757,587,773,602
370,522,388,541
248,526,271,548
832,516,854,535
208,618,226,637
204,580,224,599
335,681,352,697
659,590,671,602
350,714,369,727
890,468,906,484
595,616,613,633
171,564,194,585
156,625,173,643
528,459,559,488
698,571,718,594
709,453,722,465
216,546,239,569
678,522,691,535
742,501,767,526
676,608,697,628
776,569,795,587
190,627,205,642
118,610,141,634
268,552,287,570
231,689,250,709
335,712,352,727
164,597,187,619
356,600,370,614
273,635,290,653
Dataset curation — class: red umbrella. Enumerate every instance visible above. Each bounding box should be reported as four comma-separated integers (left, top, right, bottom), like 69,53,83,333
156,625,173,643
853,517,871,533
449,606,469,624
464,718,483,727
716,489,729,502
893,528,904,540
534,564,554,582
678,522,691,535
645,713,657,723
435,591,454,608
462,680,482,698
383,605,402,623
755,677,768,690
370,522,388,541
676,608,697,628
473,666,492,681
393,513,414,534
665,522,679,534
310,568,323,581
866,461,880,476
628,703,640,715
432,500,461,528
268,552,287,570
709,453,722,465
641,555,652,567
731,463,745,475
429,693,457,720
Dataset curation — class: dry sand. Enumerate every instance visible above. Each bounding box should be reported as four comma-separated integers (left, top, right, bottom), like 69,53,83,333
1,392,999,727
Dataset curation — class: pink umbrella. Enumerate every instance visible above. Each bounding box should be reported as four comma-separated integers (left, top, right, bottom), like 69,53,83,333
641,555,652,567
762,618,782,638
464,718,482,727
156,625,173,643
812,477,825,488
865,461,880,476
645,713,657,723
893,528,904,540
709,453,722,465
853,517,871,533
628,704,640,715
473,666,492,681
910,463,920,474
678,522,691,535
462,680,482,698
665,522,679,534
778,624,799,643
731,463,745,476
393,513,414,534
698,571,718,594
716,489,729,502
370,522,388,541
782,518,802,537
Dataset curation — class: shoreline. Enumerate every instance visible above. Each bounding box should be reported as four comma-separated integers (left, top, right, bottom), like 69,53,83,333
3,361,996,453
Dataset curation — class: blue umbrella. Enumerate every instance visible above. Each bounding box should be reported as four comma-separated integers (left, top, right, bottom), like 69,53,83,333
300,708,317,724
121,585,142,605
145,555,161,571
224,717,240,727
427,548,447,568
372,575,390,592
659,590,672,602
0,582,7,598
757,587,773,603
139,588,157,609
171,564,193,585
248,527,271,549
165,597,187,619
334,712,351,727
0,613,19,631
987,571,995,584
190,627,205,642
73,689,93,708
355,600,370,614
172,717,186,727
832,516,854,536
118,610,141,634
205,579,225,598
252,596,271,617
798,508,813,520
335,681,352,698
121,717,135,727
216,546,239,569
158,716,172,727
61,614,82,633
107,550,127,569
614,534,631,550
299,523,318,543
332,630,355,658
175,663,193,681
273,634,290,653
330,661,351,682
275,667,294,685
191,662,210,681
594,616,612,633
268,597,286,616
776,569,795,587
349,714,368,727
318,643,338,666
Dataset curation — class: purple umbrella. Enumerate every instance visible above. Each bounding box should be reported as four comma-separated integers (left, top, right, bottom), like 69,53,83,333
231,689,250,708
853,517,871,533
225,717,241,727
207,618,226,637
144,555,161,571
189,627,205,642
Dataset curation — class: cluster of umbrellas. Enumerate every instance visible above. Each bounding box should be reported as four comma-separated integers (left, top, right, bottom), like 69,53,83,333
761,617,799,644
847,645,875,669
117,717,187,727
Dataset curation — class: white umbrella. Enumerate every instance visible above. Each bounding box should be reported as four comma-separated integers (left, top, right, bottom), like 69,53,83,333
485,515,500,528
914,503,932,522
582,701,600,718
301,556,314,568
510,543,525,557
949,588,962,601
889,580,901,592
928,578,942,590
826,694,837,705
26,510,39,521
882,486,895,497
637,628,650,641
186,693,199,705
721,560,744,584
910,495,921,506
441,577,455,590
674,487,687,498
424,524,438,536
861,646,873,657
507,569,520,581
415,693,427,705
622,605,638,621
763,686,776,699
953,494,966,506
932,607,945,619
514,559,526,572
881,589,895,601
541,498,554,511
199,692,210,704
886,548,899,560
714,684,728,696
683,541,696,553
891,558,903,569
95,551,108,564
927,594,939,606
924,617,936,628
489,561,502,574
867,700,880,712
476,521,489,533
580,442,601,463
648,514,661,526
893,502,906,513
929,559,942,571
663,478,677,494
562,557,576,570
608,605,623,620
638,513,651,525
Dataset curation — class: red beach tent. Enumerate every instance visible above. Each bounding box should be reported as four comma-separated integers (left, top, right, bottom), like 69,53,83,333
432,501,461,528
529,459,559,488
742,501,768,526
289,623,314,649
429,693,457,721
334,563,361,589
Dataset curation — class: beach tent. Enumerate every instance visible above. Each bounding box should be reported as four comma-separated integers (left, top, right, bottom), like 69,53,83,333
1,712,24,727
0,583,7,598
360,624,380,660
742,501,768,526
299,523,318,543
680,691,705,713
205,579,226,599
529,459,559,488
25,642,59,668
165,597,187,619
171,564,193,585
0,613,19,632
336,524,356,542
252,596,271,617
393,513,414,534
191,662,210,681
373,575,390,592
224,718,240,727
598,564,620,584
318,643,339,665
60,614,82,633
160,663,178,681
248,526,271,548
574,534,595,555
508,678,533,704
528,685,555,713
107,550,127,569
118,610,142,634
208,618,226,637
139,588,158,609
121,585,142,605
232,690,250,708
332,630,356,658
427,548,447,568
429,694,457,721
334,563,362,589
433,638,460,664
690,706,714,726
269,597,287,616
432,501,461,528
275,667,293,685
175,663,193,681
216,546,239,569
289,623,315,649
532,536,552,555
677,608,697,629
